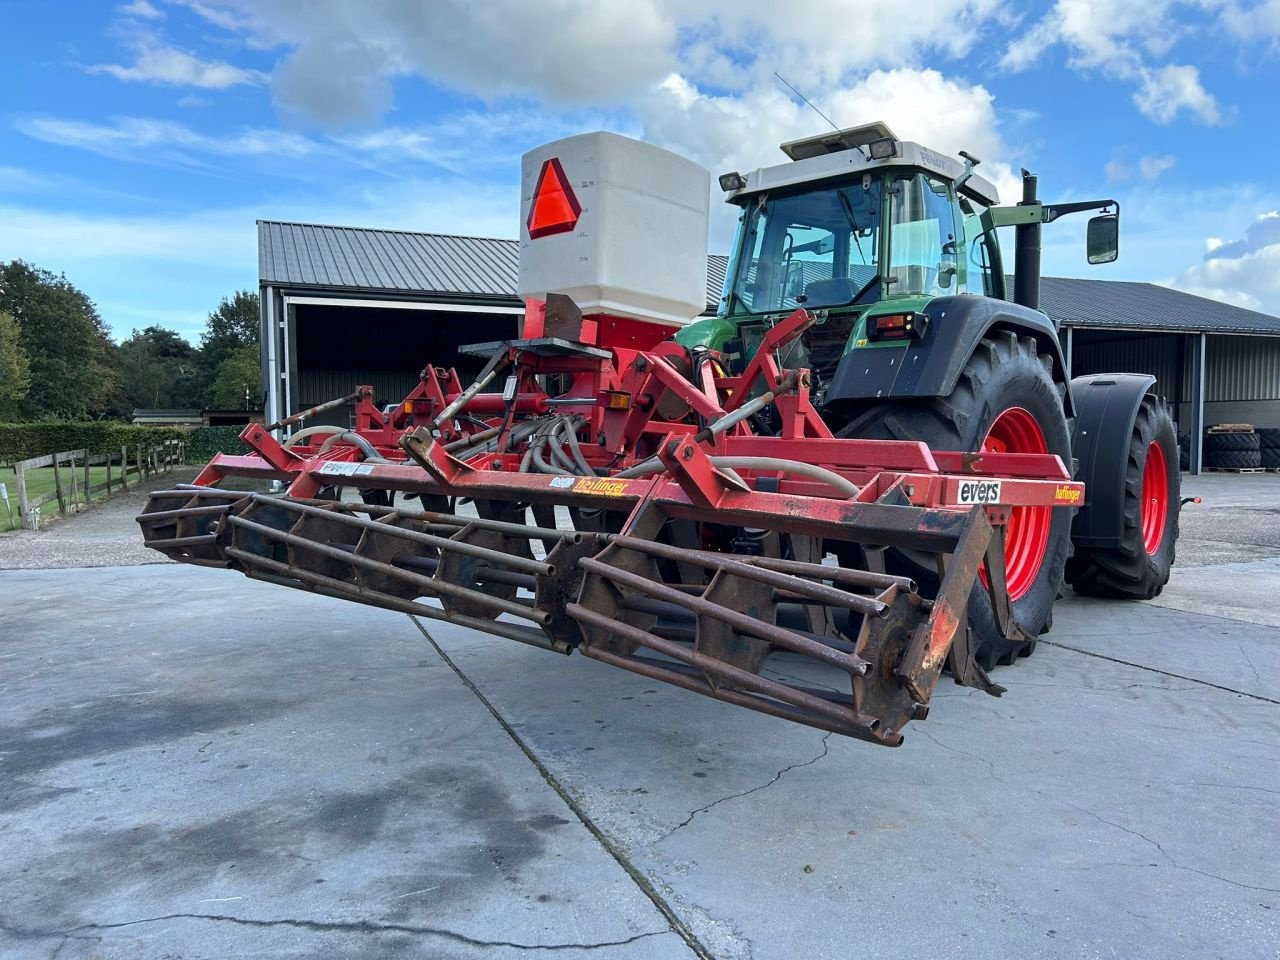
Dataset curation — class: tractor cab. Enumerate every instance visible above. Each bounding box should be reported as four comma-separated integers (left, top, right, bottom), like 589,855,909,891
721,126,1002,314
697,122,1118,390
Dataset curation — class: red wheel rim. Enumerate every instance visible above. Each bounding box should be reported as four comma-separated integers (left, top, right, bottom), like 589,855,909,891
1141,439,1169,554
979,407,1051,601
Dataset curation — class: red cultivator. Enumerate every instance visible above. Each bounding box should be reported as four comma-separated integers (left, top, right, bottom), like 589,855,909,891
139,300,1083,746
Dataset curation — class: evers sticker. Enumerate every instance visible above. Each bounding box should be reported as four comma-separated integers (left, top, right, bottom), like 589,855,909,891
956,479,1002,505
572,477,629,497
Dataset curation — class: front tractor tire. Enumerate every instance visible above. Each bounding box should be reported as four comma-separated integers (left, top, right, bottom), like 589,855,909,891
838,332,1073,668
1067,395,1179,599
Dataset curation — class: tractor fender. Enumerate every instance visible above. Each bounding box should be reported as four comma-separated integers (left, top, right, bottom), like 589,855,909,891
1069,372,1158,548
822,296,1073,415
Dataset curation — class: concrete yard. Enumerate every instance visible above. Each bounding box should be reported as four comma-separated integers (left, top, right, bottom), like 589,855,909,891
0,473,1277,958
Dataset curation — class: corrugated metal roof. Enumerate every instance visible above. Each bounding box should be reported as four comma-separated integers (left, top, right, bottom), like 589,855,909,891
1038,276,1280,335
258,221,519,300
259,222,1280,333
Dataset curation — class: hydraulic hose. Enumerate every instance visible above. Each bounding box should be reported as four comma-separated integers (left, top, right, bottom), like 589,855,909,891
561,416,595,476
617,455,858,499
318,430,396,465
282,425,346,448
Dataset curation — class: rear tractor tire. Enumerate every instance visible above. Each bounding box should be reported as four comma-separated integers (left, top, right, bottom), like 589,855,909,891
1067,395,1179,599
838,332,1073,669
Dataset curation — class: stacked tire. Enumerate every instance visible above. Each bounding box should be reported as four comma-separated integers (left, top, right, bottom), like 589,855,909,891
1204,429,1261,470
1261,428,1280,470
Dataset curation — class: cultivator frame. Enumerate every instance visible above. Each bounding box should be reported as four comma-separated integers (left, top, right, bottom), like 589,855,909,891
140,301,1082,746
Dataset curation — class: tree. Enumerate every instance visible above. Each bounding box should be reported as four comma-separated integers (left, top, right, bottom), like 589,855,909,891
200,290,258,380
206,344,261,409
0,310,31,410
0,261,120,419
117,325,202,410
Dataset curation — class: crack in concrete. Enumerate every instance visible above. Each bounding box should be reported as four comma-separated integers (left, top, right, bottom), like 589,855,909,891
662,733,832,839
1038,639,1280,705
1238,644,1264,689
0,916,668,951
913,726,1280,897
408,616,716,960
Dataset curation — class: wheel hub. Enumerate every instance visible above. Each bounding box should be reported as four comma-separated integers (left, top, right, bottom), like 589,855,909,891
979,406,1052,601
1141,439,1169,554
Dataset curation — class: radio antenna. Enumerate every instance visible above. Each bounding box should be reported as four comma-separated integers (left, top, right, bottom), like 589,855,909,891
773,72,840,132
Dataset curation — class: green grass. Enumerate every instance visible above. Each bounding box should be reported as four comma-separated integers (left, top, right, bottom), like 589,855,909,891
0,465,127,531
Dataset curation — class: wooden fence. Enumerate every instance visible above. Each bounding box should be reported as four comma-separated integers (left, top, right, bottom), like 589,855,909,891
11,439,185,527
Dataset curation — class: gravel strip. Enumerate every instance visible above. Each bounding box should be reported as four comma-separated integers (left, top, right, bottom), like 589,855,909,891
0,468,199,570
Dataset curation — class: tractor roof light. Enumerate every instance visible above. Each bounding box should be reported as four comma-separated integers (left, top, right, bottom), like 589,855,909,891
719,171,747,192
868,137,899,161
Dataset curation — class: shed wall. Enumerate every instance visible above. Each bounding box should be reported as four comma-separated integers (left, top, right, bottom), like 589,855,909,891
1072,330,1280,429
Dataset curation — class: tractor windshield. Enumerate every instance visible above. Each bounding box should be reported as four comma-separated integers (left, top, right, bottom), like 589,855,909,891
727,179,882,315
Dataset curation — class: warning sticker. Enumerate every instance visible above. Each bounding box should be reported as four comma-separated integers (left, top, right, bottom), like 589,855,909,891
318,461,375,477
572,477,629,497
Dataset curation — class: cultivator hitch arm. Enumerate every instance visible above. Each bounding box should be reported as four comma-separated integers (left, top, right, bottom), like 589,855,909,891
139,299,1081,747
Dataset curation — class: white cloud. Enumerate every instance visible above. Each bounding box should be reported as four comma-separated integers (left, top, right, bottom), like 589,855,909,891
636,66,1021,244
1137,153,1177,180
86,33,265,89
1000,1,1223,125
1170,210,1280,314
17,116,317,166
1219,0,1280,44
119,0,163,19
1132,64,1220,124
174,0,1007,127
1106,152,1177,182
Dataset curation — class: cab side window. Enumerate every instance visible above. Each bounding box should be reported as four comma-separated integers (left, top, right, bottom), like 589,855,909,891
888,173,958,297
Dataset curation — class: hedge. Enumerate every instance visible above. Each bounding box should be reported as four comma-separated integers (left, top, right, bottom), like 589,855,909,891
186,426,251,464
0,422,188,464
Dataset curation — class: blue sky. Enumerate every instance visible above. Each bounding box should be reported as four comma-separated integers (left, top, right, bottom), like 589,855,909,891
2,0,1279,342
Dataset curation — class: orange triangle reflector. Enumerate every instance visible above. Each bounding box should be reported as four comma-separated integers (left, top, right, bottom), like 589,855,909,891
527,157,581,239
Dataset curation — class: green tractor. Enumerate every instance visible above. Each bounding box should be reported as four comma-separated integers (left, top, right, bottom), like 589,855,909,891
679,121,1181,667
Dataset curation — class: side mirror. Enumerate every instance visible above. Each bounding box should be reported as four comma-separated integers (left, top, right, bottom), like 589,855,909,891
783,261,805,299
1087,214,1119,264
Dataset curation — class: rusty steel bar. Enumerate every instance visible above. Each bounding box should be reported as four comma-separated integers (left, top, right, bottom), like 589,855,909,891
135,502,240,524
578,556,868,673
266,390,362,432
742,555,916,592
141,533,220,549
609,536,889,617
250,494,554,577
167,486,252,499
252,493,585,543
433,349,509,428
393,553,536,591
621,596,859,652
226,515,551,625
570,603,868,729
227,546,567,653
580,646,879,739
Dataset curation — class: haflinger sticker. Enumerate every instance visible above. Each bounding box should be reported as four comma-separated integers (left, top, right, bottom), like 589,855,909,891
1055,484,1083,503
572,477,629,497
